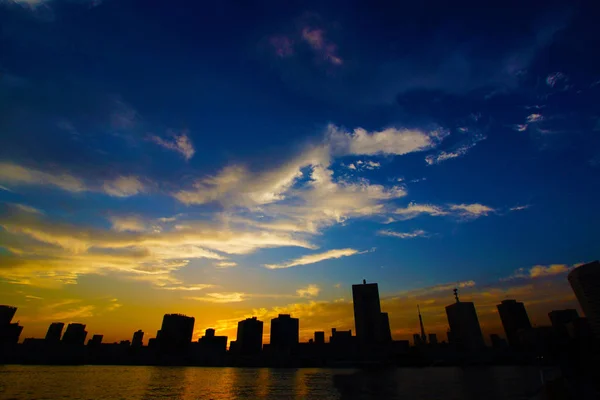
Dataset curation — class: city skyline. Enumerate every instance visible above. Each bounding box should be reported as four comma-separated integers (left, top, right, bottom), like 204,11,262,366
1,0,599,346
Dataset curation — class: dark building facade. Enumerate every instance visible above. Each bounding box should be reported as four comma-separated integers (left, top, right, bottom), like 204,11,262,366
568,261,600,339
236,317,263,355
88,334,103,346
158,314,195,351
497,299,531,348
314,331,325,344
0,305,17,325
548,309,579,339
270,314,299,349
0,305,23,345
62,323,88,345
352,280,385,344
446,300,485,352
379,312,392,342
132,330,144,347
45,322,64,342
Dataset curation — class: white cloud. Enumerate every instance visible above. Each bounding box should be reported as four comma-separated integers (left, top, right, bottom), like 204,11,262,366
149,130,195,161
502,263,580,281
510,205,531,211
393,203,448,220
215,261,237,268
546,72,566,87
102,176,145,197
301,27,343,66
159,284,215,291
526,114,544,123
186,292,246,303
449,203,495,218
512,124,528,132
264,248,365,269
110,216,147,232
296,284,320,297
378,229,429,239
392,202,495,221
0,162,86,192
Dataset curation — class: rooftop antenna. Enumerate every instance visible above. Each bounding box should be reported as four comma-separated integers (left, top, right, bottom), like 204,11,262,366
363,279,366,284
417,304,427,344
453,288,460,303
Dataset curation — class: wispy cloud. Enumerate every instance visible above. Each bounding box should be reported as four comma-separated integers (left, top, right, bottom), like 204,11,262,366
149,129,195,161
546,72,566,87
512,124,528,132
449,203,496,219
378,229,430,239
526,113,544,123
102,176,145,197
110,215,147,232
510,205,531,211
215,261,237,268
296,284,320,297
186,292,246,303
265,248,365,270
269,36,294,58
502,263,580,281
159,284,215,291
301,27,342,65
393,203,448,220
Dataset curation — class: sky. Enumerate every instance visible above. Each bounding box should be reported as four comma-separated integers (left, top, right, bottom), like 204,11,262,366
1,0,599,345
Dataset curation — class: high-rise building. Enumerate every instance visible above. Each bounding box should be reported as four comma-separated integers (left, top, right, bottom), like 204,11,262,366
497,299,531,348
314,331,325,344
352,280,384,344
236,317,263,355
0,305,23,345
445,289,484,351
270,314,299,349
548,309,579,339
0,305,17,325
490,334,508,349
158,314,195,351
132,330,144,347
413,333,422,347
568,261,600,339
198,328,227,356
88,334,103,346
45,322,64,342
428,333,438,345
379,312,392,342
62,323,88,345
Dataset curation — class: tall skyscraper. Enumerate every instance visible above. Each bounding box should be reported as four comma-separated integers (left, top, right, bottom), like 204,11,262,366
45,322,64,342
445,289,484,351
236,317,263,355
270,314,299,349
132,330,144,347
62,323,88,345
88,334,103,346
497,299,531,348
568,261,600,339
352,280,384,344
548,309,579,339
417,305,427,344
0,305,23,344
314,331,325,344
379,312,392,342
158,314,195,351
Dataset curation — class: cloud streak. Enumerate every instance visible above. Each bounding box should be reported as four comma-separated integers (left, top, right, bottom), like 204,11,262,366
378,229,430,239
264,248,364,270
149,130,195,161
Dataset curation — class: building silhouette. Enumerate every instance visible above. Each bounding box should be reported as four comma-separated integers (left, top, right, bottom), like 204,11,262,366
428,333,438,345
379,312,392,342
314,331,325,344
568,260,600,339
270,314,299,349
417,305,427,344
198,328,227,354
548,309,579,339
352,280,388,344
236,317,263,355
62,323,88,345
445,289,484,352
497,299,531,348
88,334,103,346
490,334,508,349
0,305,23,345
157,314,195,352
45,322,64,342
132,330,144,347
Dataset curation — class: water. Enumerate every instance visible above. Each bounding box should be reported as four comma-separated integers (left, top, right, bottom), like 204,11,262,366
0,365,546,399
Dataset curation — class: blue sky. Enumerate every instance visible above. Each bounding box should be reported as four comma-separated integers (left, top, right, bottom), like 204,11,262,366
0,0,599,342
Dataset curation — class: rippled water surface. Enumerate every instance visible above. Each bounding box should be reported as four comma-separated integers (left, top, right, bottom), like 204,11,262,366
0,365,545,399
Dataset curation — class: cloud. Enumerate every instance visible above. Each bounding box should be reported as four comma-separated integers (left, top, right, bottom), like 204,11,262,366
0,162,146,198
393,203,448,220
269,36,294,58
378,229,429,239
159,284,215,291
296,284,320,298
344,160,381,171
546,72,566,87
0,162,86,192
510,205,531,211
110,99,139,131
502,263,580,281
0,185,13,192
449,203,496,219
301,27,342,65
10,203,43,214
526,113,544,123
186,292,246,303
102,176,145,197
149,130,195,161
215,261,237,268
264,248,364,270
110,216,147,232
512,124,528,132
327,124,446,157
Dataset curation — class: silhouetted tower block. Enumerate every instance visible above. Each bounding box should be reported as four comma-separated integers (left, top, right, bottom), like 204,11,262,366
568,261,600,339
380,312,392,342
205,328,215,338
62,323,88,345
199,328,227,356
413,333,422,347
330,328,353,344
417,305,427,344
428,333,438,345
119,340,131,347
132,330,144,347
497,299,531,348
0,305,17,325
270,314,299,349
45,322,64,342
0,305,23,345
88,334,103,346
314,331,325,344
352,280,385,344
445,289,484,352
548,309,579,339
159,314,195,352
236,317,263,355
